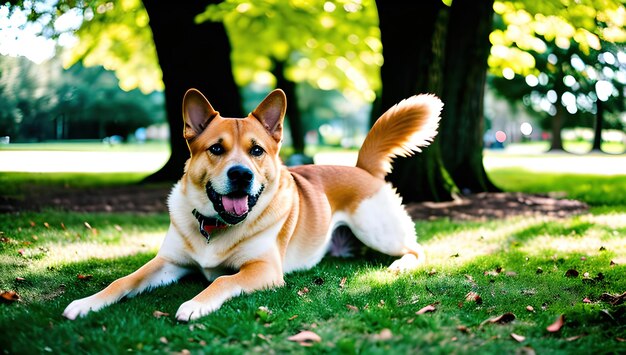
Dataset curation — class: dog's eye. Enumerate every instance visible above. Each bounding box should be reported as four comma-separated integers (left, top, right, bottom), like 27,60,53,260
208,144,225,156
250,145,264,157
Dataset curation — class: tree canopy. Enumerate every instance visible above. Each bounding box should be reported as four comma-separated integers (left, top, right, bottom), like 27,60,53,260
197,0,382,104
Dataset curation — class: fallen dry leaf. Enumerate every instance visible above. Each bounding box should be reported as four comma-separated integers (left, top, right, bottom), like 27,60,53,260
526,305,535,312
15,277,26,282
481,312,516,327
17,249,25,256
416,304,437,315
114,224,123,232
288,315,298,321
60,223,67,230
518,346,537,355
339,277,347,288
372,328,393,341
43,222,50,228
600,292,626,305
159,336,168,344
511,333,526,342
77,274,93,280
0,290,20,303
29,221,36,227
346,304,359,312
153,310,169,318
84,222,92,230
465,291,483,304
456,325,470,333
565,334,585,341
616,337,625,342
287,330,321,346
297,287,309,296
582,297,592,303
546,314,565,332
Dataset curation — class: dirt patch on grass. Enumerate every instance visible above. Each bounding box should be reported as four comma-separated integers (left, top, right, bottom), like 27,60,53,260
406,192,588,221
1,185,587,220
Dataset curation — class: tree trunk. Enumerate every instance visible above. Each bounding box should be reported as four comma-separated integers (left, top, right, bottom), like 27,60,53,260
440,0,499,194
591,99,604,152
142,0,242,182
272,59,305,155
549,103,565,151
376,0,457,202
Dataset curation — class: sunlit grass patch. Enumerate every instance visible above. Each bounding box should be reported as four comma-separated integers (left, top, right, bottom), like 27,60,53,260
488,168,626,206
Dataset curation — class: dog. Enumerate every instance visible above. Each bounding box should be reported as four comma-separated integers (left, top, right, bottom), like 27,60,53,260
63,88,442,321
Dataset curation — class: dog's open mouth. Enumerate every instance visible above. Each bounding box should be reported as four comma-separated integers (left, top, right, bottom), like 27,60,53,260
206,184,264,225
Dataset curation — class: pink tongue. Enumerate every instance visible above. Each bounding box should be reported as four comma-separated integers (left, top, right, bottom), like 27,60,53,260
222,195,249,216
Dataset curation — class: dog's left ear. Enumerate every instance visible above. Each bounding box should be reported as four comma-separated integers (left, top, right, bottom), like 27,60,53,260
251,89,286,143
183,89,218,140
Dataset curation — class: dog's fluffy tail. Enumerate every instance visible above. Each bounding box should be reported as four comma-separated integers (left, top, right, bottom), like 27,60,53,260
356,94,443,180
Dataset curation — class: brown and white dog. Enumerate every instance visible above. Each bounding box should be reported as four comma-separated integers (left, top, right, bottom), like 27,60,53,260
63,89,442,321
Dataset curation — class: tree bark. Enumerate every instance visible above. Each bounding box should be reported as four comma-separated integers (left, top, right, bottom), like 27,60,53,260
591,99,604,152
549,103,565,151
376,0,456,202
439,0,499,194
142,0,242,182
272,59,305,155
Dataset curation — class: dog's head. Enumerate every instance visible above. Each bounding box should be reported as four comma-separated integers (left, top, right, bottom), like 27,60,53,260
182,89,286,225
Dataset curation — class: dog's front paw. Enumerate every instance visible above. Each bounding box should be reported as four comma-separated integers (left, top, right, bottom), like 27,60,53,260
63,296,104,320
176,300,219,322
388,254,422,273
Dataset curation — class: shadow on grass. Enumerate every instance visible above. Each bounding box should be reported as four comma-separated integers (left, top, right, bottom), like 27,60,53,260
2,201,626,353
1,238,625,354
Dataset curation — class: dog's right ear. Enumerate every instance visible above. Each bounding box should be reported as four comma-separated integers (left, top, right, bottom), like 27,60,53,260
183,89,218,140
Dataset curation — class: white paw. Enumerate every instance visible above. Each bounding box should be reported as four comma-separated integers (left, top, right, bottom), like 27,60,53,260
62,296,104,320
388,254,422,273
176,300,219,322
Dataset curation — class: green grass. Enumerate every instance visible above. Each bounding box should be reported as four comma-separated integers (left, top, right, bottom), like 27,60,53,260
489,168,626,206
1,169,625,354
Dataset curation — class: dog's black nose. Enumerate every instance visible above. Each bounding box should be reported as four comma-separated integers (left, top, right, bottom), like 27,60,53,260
227,166,253,188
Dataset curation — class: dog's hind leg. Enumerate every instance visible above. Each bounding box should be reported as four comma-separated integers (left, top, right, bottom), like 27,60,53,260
343,183,425,272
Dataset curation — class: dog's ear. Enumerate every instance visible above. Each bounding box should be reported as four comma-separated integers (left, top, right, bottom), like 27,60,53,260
251,89,286,142
183,89,218,140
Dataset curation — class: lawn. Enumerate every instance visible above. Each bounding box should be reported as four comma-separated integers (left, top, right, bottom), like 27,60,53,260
1,165,625,353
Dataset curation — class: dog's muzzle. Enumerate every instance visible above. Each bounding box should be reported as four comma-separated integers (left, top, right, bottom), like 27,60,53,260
206,166,264,225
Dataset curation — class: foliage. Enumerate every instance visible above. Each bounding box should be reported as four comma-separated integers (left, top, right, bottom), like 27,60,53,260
488,0,626,130
1,0,161,93
63,0,162,93
197,0,382,103
0,55,165,142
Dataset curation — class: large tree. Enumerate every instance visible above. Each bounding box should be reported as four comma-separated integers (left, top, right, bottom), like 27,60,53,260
439,0,498,193
141,0,241,181
376,0,498,202
375,1,454,202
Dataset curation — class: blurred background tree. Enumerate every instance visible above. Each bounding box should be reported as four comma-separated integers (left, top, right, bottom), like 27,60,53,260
0,55,163,142
488,0,626,152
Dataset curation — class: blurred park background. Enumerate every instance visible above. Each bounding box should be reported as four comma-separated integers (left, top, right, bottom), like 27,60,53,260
1,0,625,201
